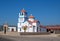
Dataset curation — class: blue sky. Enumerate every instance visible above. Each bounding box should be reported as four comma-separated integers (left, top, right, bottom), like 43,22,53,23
0,0,60,26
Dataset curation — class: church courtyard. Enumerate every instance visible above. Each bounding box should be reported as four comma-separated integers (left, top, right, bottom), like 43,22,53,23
0,32,60,41
0,34,60,41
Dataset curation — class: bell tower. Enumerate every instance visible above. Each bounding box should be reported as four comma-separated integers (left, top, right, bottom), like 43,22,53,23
18,8,28,32
18,8,27,23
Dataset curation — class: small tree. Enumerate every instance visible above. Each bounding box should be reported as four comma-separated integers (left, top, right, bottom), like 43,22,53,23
22,26,27,32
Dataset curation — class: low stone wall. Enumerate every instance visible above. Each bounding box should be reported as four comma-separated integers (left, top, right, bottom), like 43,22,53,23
55,30,60,34
20,32,50,35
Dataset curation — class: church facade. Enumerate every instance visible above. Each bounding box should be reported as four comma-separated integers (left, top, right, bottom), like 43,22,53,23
17,9,40,32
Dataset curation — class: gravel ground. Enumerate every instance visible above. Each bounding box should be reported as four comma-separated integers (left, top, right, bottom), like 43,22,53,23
0,35,60,41
0,32,60,41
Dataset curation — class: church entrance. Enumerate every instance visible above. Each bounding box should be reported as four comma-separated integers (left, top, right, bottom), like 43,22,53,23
11,28,14,32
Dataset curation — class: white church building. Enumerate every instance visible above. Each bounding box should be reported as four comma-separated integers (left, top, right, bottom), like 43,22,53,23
17,9,40,32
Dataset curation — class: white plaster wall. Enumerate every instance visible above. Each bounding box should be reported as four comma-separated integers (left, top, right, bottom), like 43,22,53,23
8,27,16,32
37,22,40,32
18,23,21,27
32,23,36,26
28,18,34,22
18,29,20,32
18,18,20,22
21,28,26,32
32,23,37,32
29,28,33,32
